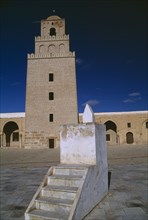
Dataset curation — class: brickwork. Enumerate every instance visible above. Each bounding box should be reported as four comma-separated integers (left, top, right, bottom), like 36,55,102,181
25,15,78,148
79,111,148,145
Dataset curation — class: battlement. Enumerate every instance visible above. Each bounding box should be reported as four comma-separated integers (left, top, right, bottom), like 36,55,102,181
27,51,75,59
35,34,69,42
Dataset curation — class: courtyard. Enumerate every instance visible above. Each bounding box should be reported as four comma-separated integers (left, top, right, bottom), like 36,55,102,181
0,145,148,220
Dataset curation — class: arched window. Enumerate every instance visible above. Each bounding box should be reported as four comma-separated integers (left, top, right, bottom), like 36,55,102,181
48,44,55,53
146,121,148,129
59,43,65,53
49,27,56,36
39,45,45,54
126,132,134,144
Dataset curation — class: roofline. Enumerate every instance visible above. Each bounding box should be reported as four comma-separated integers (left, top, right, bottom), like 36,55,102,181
0,113,25,118
0,110,147,118
79,110,148,116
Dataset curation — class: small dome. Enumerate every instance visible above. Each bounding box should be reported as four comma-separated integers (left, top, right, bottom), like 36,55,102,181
47,15,61,21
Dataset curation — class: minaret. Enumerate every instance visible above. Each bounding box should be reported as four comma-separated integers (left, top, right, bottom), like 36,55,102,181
25,15,78,148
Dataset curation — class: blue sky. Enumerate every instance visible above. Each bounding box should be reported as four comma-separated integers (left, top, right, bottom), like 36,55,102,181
0,0,147,113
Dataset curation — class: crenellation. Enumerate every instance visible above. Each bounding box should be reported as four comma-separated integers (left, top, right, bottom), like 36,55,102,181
27,51,75,59
35,34,69,42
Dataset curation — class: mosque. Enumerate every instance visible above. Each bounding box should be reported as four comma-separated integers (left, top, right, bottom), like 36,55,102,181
0,15,147,148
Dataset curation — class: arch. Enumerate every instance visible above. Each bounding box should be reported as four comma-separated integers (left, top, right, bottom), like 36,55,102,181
141,120,148,144
59,43,65,53
48,44,55,53
39,45,46,54
3,121,19,147
146,121,148,129
49,27,56,36
126,132,134,144
104,120,117,132
104,120,118,145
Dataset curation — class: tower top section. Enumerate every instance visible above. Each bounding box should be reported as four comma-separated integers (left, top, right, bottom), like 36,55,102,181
46,15,61,21
41,15,65,37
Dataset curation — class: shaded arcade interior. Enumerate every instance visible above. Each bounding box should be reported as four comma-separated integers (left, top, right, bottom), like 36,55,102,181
3,121,19,147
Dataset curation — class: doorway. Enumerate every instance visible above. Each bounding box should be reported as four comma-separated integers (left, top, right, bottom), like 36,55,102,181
126,132,134,144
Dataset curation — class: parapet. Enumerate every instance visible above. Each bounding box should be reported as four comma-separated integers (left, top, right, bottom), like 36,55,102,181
27,51,75,59
35,35,69,42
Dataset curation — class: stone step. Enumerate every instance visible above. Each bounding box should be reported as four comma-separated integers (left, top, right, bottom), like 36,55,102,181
48,175,82,187
41,185,78,200
27,209,69,220
53,166,87,176
25,166,88,220
35,196,73,213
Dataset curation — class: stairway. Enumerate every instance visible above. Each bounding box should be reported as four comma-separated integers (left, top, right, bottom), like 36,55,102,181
25,165,88,220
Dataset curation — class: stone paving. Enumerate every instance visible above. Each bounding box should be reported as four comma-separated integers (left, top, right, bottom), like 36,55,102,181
0,145,148,220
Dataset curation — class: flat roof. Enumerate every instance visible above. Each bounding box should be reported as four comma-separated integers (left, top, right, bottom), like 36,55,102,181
0,113,25,118
79,110,148,116
0,111,147,118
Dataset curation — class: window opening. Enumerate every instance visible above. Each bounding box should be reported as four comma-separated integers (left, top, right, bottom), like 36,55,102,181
49,73,54,81
49,28,56,36
13,132,19,142
49,114,53,122
49,92,54,100
146,121,148,129
49,139,54,148
106,134,110,141
127,123,131,128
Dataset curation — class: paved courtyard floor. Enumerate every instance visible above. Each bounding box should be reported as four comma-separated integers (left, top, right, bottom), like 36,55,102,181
0,145,148,220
